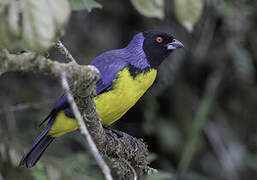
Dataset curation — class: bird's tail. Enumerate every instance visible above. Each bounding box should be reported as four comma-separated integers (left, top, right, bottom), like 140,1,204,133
19,120,55,168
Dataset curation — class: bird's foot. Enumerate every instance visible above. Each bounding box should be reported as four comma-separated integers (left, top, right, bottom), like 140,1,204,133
104,127,119,140
104,126,139,152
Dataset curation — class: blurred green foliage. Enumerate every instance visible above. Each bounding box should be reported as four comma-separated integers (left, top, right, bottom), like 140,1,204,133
68,0,102,12
1,0,257,180
130,0,164,19
174,0,204,32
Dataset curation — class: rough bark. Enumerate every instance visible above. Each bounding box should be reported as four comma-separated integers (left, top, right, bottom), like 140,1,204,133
0,49,149,180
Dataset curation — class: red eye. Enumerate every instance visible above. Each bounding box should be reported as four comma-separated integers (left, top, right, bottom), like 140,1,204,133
156,36,163,43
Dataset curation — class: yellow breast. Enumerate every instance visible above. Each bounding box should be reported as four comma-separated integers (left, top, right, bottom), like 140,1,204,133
48,67,157,137
95,67,157,125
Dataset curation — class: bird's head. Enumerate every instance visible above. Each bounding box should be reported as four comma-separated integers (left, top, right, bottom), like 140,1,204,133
125,30,183,69
142,30,184,68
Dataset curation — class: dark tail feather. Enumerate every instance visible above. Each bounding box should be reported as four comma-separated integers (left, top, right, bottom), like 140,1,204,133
39,109,57,127
20,120,54,168
20,136,54,168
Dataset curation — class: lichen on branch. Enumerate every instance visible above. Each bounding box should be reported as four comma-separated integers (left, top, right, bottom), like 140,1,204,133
0,48,149,180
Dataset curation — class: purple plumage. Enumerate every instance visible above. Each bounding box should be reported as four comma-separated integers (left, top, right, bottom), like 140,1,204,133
19,30,183,168
19,32,150,168
19,119,55,168
91,32,149,94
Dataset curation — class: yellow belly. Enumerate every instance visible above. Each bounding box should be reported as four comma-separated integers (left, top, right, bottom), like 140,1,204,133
95,68,157,125
48,111,78,137
48,68,157,137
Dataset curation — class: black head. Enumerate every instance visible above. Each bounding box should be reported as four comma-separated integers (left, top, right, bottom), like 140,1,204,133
142,30,183,68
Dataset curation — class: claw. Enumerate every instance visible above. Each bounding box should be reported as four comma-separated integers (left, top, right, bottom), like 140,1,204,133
105,128,119,140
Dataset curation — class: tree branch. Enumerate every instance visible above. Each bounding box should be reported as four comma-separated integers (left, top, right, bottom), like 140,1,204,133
60,70,113,180
0,48,149,179
55,41,77,64
0,49,98,84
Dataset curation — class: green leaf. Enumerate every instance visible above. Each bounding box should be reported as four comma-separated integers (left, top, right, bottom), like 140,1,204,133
0,1,22,52
22,0,56,52
0,0,70,53
68,0,102,12
22,0,70,53
131,0,164,19
0,0,9,6
174,0,204,32
7,0,20,37
48,0,70,30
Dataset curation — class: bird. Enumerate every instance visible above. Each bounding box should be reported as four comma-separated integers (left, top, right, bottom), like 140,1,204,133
19,30,184,168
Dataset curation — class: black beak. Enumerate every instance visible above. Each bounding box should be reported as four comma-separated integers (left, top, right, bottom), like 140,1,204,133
166,39,184,50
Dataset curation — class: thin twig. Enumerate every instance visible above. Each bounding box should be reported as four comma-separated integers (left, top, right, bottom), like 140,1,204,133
0,48,149,178
60,70,113,180
56,41,77,64
123,159,138,180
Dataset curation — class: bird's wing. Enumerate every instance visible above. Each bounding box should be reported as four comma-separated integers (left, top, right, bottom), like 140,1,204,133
92,50,128,94
40,50,128,124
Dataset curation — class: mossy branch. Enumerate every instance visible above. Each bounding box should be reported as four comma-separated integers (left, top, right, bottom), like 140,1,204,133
0,48,149,179
60,70,113,180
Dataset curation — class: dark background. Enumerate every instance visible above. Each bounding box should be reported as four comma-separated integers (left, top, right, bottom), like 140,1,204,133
1,0,257,179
